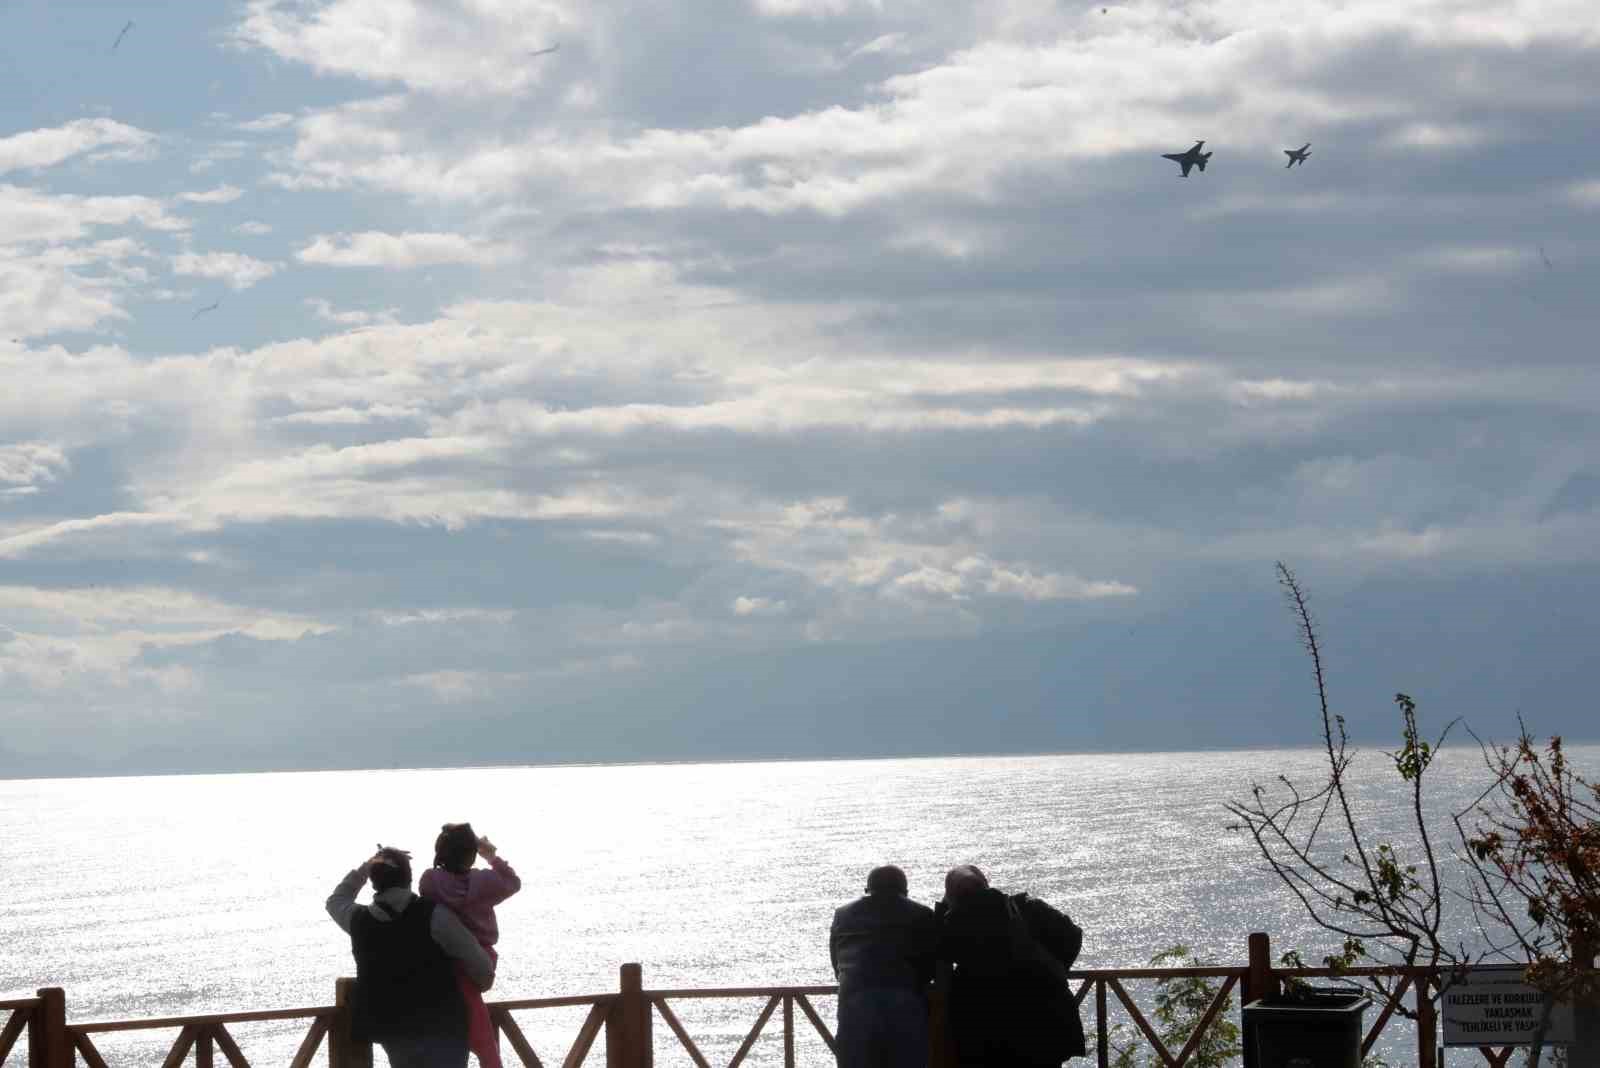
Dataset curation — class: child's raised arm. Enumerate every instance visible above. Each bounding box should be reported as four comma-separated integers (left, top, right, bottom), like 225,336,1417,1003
470,834,522,906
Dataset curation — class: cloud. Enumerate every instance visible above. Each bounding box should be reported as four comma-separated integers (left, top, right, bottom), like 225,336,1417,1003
0,184,186,244
304,297,396,325
0,442,70,493
0,235,157,338
7,0,1600,769
171,250,282,290
0,512,194,560
0,119,155,174
235,0,575,96
295,231,518,268
177,185,245,204
237,112,296,132
733,596,789,617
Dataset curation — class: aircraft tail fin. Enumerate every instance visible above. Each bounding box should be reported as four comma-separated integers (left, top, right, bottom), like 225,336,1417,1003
1197,152,1211,172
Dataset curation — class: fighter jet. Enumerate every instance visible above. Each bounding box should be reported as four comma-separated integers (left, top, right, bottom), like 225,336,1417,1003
1162,140,1211,177
1284,143,1311,168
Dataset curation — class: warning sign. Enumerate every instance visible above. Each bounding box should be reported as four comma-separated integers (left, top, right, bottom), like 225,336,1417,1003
1440,966,1574,1047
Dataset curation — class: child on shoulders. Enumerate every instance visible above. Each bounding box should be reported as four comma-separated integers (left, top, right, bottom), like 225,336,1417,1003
420,823,521,1068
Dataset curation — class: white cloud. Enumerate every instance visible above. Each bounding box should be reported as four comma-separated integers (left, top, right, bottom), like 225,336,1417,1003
236,0,576,96
0,442,69,490
0,512,194,560
733,596,789,617
234,220,273,235
237,112,296,132
296,231,518,268
0,119,155,174
0,236,155,338
304,297,397,326
177,185,245,204
171,250,282,290
0,184,186,244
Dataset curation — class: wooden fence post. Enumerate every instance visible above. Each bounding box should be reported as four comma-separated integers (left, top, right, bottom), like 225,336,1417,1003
1241,933,1274,1068
1414,974,1436,1068
607,963,650,1068
30,989,69,1068
1573,935,1598,1068
330,977,372,1068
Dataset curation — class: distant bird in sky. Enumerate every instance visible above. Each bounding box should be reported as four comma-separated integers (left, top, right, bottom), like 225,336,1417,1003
1283,143,1311,168
1539,245,1554,270
111,20,134,52
192,301,220,320
528,44,560,58
1161,140,1212,177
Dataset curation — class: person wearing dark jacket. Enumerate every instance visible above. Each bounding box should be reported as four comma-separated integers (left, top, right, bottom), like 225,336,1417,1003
937,865,1086,1068
829,865,939,1068
326,846,496,1068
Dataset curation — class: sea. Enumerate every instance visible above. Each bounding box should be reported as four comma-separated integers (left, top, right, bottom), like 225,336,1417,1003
3,745,1594,1066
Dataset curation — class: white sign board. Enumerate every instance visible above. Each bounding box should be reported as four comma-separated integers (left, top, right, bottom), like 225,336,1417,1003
1441,965,1575,1047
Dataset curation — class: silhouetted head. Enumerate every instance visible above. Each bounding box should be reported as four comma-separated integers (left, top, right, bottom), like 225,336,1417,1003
434,822,478,875
943,864,988,903
369,846,413,893
865,865,908,897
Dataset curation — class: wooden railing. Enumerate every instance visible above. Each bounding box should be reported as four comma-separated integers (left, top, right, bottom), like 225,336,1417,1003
0,995,44,1068
0,933,1568,1068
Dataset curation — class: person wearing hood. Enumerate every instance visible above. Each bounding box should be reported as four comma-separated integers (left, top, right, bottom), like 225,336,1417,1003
420,824,522,1068
936,864,1086,1068
326,845,495,1068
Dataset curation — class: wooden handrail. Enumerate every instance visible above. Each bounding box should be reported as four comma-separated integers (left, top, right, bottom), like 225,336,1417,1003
641,986,837,999
20,948,1578,1068
492,994,618,1012
70,1006,335,1034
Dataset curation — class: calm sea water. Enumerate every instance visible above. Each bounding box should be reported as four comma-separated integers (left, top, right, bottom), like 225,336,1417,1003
4,747,1593,1065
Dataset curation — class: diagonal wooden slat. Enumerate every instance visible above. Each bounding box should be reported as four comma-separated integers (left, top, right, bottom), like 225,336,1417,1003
1073,980,1093,1008
1360,974,1412,1056
1171,975,1237,1068
1477,1047,1513,1068
653,998,711,1068
1107,978,1177,1068
0,1008,29,1065
792,995,835,1055
562,1001,610,1068
73,1031,112,1068
727,996,781,1068
494,1008,544,1068
288,1017,329,1068
212,1022,250,1068
162,1024,200,1068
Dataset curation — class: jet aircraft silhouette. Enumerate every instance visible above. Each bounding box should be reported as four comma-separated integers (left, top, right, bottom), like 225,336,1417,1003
1162,140,1211,177
1284,143,1311,168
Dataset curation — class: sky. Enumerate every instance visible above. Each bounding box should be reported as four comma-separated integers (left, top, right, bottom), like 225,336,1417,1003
2,0,1598,777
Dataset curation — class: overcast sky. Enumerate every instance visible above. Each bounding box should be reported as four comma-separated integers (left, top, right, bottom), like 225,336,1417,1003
2,0,1598,777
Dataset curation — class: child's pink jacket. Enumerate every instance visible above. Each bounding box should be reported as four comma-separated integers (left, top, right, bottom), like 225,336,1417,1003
419,856,521,946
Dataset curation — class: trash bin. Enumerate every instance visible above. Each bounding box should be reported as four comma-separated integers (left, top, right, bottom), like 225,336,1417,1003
1242,987,1371,1068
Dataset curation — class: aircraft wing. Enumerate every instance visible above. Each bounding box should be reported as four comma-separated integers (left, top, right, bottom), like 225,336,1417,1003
1179,159,1194,177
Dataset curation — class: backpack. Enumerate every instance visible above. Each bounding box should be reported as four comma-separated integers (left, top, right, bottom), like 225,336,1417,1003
1005,894,1071,992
